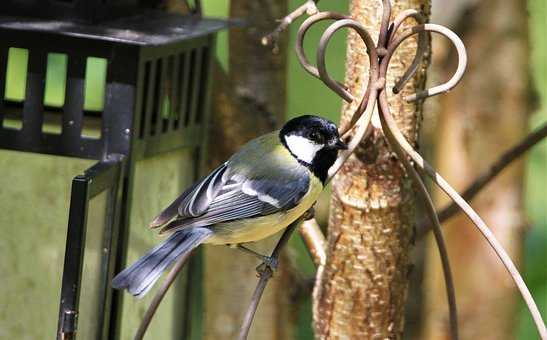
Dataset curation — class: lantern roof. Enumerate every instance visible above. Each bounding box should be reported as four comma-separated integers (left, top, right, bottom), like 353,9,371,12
0,12,226,46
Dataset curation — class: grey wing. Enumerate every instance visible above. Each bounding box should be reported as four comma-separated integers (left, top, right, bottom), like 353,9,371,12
158,173,310,234
149,163,228,228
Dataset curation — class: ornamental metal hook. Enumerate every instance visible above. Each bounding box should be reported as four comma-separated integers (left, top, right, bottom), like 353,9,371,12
241,1,547,339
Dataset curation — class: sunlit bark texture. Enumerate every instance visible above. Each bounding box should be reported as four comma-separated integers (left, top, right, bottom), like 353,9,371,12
313,0,431,339
422,0,531,339
202,1,296,340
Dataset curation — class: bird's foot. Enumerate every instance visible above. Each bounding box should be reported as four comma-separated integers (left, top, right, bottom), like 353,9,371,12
236,244,278,275
256,256,278,274
255,257,278,278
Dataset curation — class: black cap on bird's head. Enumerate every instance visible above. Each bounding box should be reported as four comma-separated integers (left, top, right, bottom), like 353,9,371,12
280,115,347,182
280,115,347,152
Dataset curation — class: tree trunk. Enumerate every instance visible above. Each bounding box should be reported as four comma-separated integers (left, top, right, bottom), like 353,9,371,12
422,1,531,339
313,1,431,339
202,1,296,339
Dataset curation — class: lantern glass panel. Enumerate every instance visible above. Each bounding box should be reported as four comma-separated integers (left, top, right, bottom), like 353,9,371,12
119,148,195,339
78,190,109,340
0,151,93,338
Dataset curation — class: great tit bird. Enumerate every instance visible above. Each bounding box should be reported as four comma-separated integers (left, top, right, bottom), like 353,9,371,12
112,115,347,297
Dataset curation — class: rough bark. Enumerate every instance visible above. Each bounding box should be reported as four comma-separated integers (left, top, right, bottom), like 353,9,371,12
422,1,531,339
202,1,296,340
313,1,431,339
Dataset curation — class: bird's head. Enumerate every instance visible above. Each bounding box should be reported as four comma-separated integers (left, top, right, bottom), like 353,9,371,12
280,115,347,181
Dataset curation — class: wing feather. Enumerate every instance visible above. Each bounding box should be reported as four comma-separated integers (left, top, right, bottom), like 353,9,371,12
149,163,227,228
158,175,309,234
150,132,313,234
178,163,227,217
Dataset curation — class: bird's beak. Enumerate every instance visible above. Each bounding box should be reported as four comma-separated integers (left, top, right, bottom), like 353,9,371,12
332,138,348,150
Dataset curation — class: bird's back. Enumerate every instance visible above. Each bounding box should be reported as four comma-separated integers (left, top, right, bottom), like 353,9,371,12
226,131,302,180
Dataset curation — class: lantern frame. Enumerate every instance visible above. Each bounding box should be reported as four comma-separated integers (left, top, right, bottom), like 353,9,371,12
0,8,224,339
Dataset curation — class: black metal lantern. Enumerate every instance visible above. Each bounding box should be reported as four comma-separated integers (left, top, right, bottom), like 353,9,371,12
0,2,224,339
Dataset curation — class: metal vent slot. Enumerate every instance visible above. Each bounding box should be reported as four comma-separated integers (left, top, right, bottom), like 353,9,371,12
143,59,156,138
81,57,106,140
42,53,68,135
169,54,181,131
159,56,169,134
149,58,162,136
2,48,28,131
177,52,190,129
195,46,209,124
83,57,107,113
4,48,28,103
138,61,151,139
184,49,197,127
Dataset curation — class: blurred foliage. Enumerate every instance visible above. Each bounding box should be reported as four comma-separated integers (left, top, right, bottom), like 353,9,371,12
1,0,544,338
519,0,547,338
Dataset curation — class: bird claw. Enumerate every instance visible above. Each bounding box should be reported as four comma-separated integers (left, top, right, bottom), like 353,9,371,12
255,256,278,277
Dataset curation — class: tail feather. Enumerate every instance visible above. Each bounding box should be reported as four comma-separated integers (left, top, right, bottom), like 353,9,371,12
112,227,212,298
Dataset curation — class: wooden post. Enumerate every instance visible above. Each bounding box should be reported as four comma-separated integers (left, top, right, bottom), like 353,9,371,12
313,0,431,338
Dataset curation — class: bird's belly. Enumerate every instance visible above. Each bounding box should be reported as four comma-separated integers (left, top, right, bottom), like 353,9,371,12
204,181,322,245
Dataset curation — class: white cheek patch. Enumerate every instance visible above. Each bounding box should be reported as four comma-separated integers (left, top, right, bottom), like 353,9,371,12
285,135,323,164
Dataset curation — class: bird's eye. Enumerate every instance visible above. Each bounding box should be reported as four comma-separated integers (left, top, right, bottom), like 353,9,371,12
309,131,324,143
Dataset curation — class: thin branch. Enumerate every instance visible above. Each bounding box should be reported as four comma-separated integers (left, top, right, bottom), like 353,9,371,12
237,218,303,340
133,250,194,340
261,0,319,48
412,170,459,340
379,95,459,340
299,219,326,266
377,13,459,339
377,88,547,338
418,121,547,237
